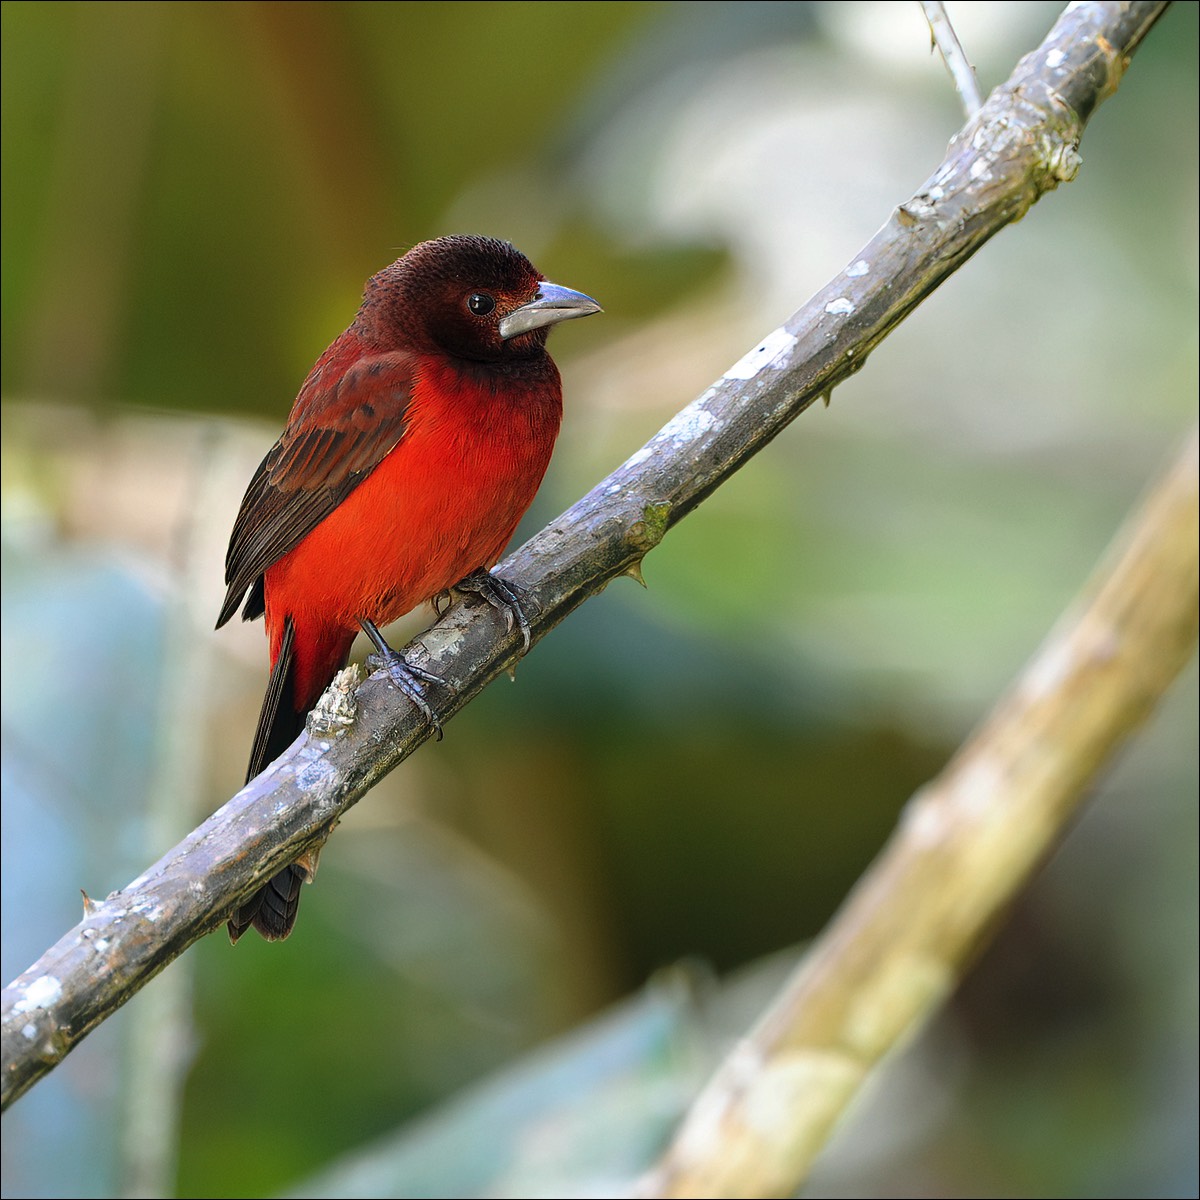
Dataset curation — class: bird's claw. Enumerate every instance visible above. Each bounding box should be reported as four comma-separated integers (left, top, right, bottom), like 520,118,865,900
455,569,533,654
361,618,444,739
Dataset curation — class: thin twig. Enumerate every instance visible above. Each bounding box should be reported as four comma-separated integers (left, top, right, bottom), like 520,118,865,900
920,1,984,116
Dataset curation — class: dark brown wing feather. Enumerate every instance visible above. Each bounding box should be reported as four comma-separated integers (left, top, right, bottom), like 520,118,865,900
216,351,415,629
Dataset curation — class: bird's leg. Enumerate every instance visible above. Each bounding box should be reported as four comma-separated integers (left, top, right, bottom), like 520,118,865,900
360,618,444,740
454,568,534,653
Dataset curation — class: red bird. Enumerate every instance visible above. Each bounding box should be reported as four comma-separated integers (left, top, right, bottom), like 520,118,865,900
216,235,600,943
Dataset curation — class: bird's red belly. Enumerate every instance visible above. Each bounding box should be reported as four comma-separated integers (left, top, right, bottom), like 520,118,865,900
263,370,560,661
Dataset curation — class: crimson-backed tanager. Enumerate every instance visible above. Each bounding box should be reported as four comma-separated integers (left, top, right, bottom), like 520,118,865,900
216,235,600,943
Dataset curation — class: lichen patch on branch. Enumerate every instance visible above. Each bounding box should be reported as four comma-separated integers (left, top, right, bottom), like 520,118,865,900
307,664,362,736
723,327,798,382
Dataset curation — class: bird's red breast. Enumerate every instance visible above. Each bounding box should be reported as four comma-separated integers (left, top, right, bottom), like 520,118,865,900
261,339,564,711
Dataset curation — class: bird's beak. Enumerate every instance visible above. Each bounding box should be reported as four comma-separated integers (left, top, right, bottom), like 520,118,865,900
499,282,602,340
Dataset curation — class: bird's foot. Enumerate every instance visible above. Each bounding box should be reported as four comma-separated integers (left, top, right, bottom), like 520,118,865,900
361,619,444,740
454,569,534,654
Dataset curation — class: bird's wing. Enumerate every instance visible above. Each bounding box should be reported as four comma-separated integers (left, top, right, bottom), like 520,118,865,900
216,351,415,628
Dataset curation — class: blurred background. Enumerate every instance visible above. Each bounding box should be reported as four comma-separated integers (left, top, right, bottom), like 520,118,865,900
2,2,1196,1197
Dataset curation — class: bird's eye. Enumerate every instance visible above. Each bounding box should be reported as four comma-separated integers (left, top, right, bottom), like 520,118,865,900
466,292,495,316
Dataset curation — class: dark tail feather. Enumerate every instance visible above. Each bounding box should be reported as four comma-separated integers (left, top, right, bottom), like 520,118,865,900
246,616,304,785
229,862,308,943
229,617,309,944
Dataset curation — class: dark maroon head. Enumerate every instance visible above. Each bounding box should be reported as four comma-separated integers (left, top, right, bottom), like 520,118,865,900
358,235,600,362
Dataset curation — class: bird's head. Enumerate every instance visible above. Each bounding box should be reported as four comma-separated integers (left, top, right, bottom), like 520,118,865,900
359,235,600,363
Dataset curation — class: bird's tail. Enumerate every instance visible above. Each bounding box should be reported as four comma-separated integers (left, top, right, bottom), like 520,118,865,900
228,861,309,944
228,617,349,943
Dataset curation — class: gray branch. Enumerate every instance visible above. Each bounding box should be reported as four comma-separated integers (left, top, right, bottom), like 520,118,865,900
1,0,1170,1112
